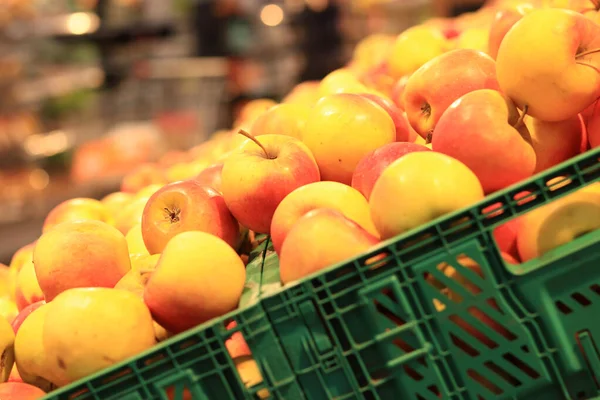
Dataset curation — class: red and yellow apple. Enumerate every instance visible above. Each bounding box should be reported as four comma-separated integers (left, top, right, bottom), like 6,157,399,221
279,208,380,284
144,231,246,334
14,260,43,312
141,180,239,254
487,5,533,59
221,134,320,234
120,163,168,194
100,192,134,219
369,152,484,239
524,114,585,173
0,382,46,400
42,198,112,233
270,181,379,254
432,89,536,194
387,25,449,79
496,8,600,121
194,163,224,194
250,103,311,140
33,220,131,301
403,49,500,139
359,93,413,142
351,142,431,200
302,93,395,184
517,189,600,262
42,288,156,386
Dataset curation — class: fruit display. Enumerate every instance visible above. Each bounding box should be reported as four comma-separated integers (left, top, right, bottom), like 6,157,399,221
2,0,600,398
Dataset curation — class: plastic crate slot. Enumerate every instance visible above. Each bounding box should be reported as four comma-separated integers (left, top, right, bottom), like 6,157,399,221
555,300,574,315
572,292,592,307
450,333,480,357
404,364,424,381
591,284,600,296
298,300,333,355
502,352,540,379
155,370,205,400
484,360,522,386
467,368,504,394
98,367,134,387
448,314,499,349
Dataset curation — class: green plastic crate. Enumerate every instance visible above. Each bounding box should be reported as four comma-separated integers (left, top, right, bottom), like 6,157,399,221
44,147,600,400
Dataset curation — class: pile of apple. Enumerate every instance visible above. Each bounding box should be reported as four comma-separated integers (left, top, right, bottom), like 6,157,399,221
1,1,600,398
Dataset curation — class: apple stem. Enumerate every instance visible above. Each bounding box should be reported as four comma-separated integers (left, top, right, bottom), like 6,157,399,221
238,129,272,159
576,61,600,75
576,48,600,59
514,104,528,129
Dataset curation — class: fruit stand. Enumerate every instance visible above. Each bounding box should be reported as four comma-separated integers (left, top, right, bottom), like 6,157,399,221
1,0,600,399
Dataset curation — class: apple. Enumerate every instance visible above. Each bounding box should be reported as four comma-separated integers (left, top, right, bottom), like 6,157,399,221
33,220,131,301
235,98,278,127
225,321,252,359
11,301,45,334
369,151,484,240
270,181,379,254
403,49,500,139
280,208,380,284
194,163,224,193
0,382,46,400
42,288,156,387
390,75,410,111
141,180,239,254
14,305,56,392
352,34,395,74
302,93,396,184
517,189,600,262
496,8,600,121
318,69,369,97
351,142,431,200
250,103,311,140
488,6,533,60
524,114,585,173
100,192,134,219
587,101,600,148
455,28,490,53
125,223,150,257
8,242,35,274
221,133,320,234
0,299,18,325
387,25,449,79
42,198,112,233
14,260,43,312
120,163,168,194
282,81,320,106
359,93,413,142
493,218,522,261
432,89,536,194
144,231,246,334
114,194,151,235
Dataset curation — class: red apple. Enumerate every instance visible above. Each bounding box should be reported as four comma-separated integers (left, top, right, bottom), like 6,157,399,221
587,100,600,148
11,301,45,334
488,6,533,60
225,321,252,359
221,133,320,234
121,163,168,194
432,89,536,194
524,114,586,173
351,142,431,200
194,163,224,194
360,93,413,142
403,49,500,140
0,382,46,400
141,180,240,254
390,75,410,111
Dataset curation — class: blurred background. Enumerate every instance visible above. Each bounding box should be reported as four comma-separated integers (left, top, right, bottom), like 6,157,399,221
0,0,485,263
